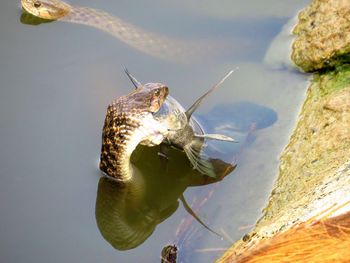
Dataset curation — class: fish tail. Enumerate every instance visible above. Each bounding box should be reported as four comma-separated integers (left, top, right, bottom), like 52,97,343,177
183,139,217,178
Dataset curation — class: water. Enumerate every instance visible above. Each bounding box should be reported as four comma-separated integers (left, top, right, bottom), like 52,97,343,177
0,0,309,262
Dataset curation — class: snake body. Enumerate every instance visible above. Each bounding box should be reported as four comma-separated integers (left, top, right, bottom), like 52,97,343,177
21,0,235,180
99,83,169,181
21,0,216,62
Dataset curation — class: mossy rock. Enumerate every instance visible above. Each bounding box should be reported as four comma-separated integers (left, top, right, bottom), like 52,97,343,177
218,65,350,262
218,1,350,260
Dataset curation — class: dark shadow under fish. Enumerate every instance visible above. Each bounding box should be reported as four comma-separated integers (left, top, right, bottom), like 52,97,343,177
96,146,235,251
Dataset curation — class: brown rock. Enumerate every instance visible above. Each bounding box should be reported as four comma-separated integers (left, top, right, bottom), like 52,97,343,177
292,0,350,72
324,87,350,112
217,71,350,262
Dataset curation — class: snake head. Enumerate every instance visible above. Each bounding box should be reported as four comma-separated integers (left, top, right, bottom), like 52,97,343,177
146,83,169,113
122,69,169,112
130,83,169,113
21,0,70,20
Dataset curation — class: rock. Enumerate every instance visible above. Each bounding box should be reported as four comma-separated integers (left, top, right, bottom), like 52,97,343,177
292,0,350,72
324,88,350,112
227,208,350,262
218,65,350,263
217,1,350,261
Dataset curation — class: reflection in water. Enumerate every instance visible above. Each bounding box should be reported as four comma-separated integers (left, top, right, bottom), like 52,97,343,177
95,102,277,252
20,12,54,25
95,146,234,250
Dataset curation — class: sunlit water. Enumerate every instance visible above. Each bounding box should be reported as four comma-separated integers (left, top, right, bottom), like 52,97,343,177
0,0,309,262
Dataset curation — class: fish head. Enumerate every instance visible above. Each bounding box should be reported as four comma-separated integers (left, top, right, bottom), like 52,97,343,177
153,95,188,131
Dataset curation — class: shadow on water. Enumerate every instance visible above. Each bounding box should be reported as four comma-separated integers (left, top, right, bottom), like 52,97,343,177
200,101,278,133
20,11,55,26
95,102,277,253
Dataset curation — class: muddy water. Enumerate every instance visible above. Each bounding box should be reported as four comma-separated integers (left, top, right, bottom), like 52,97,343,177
0,0,309,262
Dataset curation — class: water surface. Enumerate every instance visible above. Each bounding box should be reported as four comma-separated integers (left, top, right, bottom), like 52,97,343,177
0,0,309,262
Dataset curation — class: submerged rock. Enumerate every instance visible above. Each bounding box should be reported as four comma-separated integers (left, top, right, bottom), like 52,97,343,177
292,0,350,72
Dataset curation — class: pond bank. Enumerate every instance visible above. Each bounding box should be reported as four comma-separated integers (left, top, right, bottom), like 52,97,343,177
218,0,350,261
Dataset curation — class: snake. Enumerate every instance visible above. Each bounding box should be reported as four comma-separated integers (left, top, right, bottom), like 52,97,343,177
99,69,236,181
99,81,171,181
21,0,221,62
20,0,236,180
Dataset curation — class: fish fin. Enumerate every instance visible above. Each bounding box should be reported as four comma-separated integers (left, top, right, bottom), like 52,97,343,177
195,133,238,142
179,194,222,237
184,142,217,178
124,67,142,89
158,143,171,171
185,68,238,119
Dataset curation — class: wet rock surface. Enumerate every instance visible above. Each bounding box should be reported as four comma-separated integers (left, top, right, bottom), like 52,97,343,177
258,67,350,226
218,67,350,262
292,0,350,72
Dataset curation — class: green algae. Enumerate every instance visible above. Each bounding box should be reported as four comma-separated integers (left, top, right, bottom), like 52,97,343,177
317,64,350,97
